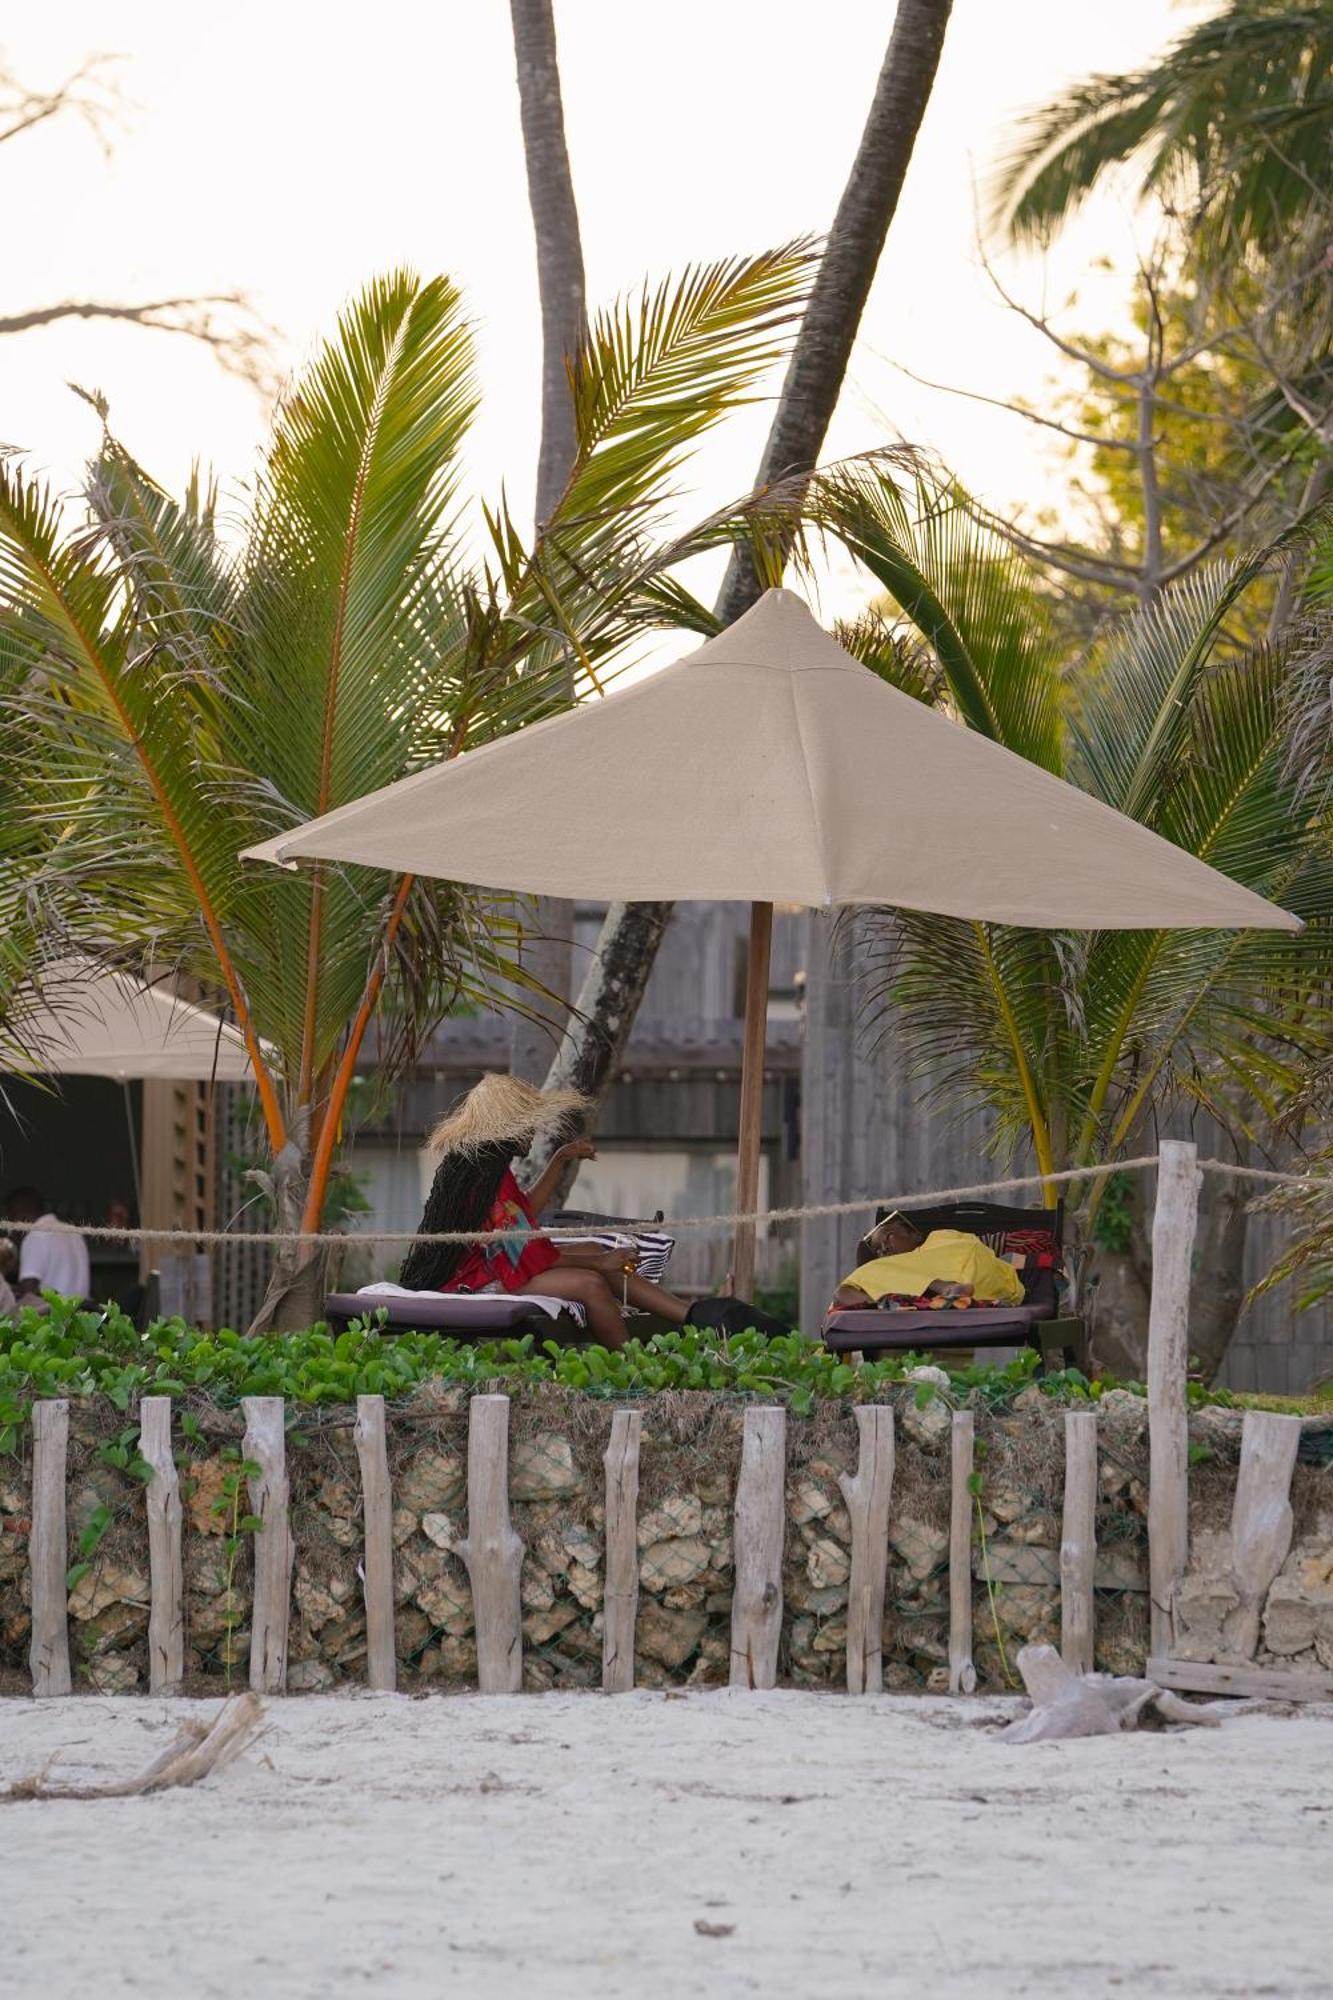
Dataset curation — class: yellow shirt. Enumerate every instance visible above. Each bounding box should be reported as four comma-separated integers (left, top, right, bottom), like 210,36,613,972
841,1229,1025,1306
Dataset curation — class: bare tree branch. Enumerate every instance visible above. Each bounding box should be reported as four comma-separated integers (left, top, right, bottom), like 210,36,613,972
0,52,273,392
0,53,125,154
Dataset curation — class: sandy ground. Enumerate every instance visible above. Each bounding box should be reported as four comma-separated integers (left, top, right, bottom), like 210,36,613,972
1,1689,1330,2000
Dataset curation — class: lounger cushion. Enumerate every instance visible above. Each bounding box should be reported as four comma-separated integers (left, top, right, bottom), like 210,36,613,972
323,1291,583,1337
822,1302,1051,1352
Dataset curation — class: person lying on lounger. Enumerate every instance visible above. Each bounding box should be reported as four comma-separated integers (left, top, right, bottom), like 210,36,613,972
829,1210,1025,1312
397,1074,700,1351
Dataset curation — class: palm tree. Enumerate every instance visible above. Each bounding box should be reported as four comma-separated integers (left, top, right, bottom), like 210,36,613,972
0,249,814,1325
810,465,1333,1376
507,0,590,1082
531,0,957,1202
990,0,1333,264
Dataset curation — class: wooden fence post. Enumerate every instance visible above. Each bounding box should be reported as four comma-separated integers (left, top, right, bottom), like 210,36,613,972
729,1406,786,1689
29,1399,71,1698
1146,1140,1202,1656
242,1396,292,1694
839,1405,894,1695
948,1409,977,1695
602,1409,641,1693
1059,1409,1098,1676
354,1394,396,1693
458,1394,523,1694
1224,1410,1302,1660
140,1396,184,1695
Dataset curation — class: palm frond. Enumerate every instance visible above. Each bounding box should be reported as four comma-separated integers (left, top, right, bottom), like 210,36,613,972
813,464,1065,768
990,3,1333,261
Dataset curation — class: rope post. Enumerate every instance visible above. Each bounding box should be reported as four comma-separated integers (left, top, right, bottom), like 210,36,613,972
1147,1140,1202,1658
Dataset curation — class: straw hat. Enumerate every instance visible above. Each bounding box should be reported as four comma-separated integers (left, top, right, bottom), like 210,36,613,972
427,1073,592,1156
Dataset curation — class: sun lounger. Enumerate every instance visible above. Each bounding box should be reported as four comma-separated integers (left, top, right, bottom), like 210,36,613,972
322,1288,587,1341
323,1207,675,1343
821,1198,1088,1369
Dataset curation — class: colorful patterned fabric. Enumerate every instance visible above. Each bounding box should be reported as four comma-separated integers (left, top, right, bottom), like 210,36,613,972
449,1169,560,1295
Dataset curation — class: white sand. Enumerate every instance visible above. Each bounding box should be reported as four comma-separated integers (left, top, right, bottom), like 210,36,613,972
1,1689,1329,1999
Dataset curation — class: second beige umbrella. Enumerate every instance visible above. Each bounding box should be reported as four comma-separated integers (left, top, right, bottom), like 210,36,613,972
246,589,1298,1292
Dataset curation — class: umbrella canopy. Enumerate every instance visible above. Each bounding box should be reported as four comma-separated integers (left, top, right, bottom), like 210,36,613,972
246,588,1298,932
243,587,1298,1299
5,963,257,1082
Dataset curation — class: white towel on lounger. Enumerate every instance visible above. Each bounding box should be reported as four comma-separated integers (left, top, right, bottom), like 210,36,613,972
356,1281,586,1327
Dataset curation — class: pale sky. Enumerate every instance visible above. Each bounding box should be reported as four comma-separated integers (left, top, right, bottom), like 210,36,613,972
3,0,1194,619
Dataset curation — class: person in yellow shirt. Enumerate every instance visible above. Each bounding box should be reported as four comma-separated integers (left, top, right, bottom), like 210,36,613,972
831,1210,1025,1311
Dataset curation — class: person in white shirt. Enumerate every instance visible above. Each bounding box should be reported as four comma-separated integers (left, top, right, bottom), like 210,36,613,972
7,1187,91,1306
0,1236,17,1318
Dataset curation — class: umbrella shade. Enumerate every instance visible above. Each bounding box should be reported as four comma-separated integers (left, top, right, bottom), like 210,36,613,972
5,963,258,1082
245,588,1299,932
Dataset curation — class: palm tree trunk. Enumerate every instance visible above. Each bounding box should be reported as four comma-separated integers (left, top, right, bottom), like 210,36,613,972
530,0,956,1195
508,0,587,1083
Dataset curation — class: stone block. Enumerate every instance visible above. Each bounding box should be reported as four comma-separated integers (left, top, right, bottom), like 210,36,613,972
889,1514,948,1581
806,1536,851,1590
634,1599,707,1668
287,1658,338,1692
522,1599,581,1645
510,1433,582,1501
640,1536,710,1589
68,1563,148,1622
637,1494,703,1547
396,1448,465,1515
416,1571,474,1635
974,1543,1059,1587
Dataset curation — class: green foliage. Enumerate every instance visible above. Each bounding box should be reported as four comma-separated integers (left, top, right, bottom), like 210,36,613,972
0,1295,1254,1428
989,0,1333,267
0,247,816,1239
810,467,1333,1236
1092,1172,1135,1255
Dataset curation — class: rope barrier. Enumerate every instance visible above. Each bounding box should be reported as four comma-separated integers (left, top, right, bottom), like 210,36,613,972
1,1151,1328,1251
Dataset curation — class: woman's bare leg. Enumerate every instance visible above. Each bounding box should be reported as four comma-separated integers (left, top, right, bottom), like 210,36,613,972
621,1272,691,1325
516,1268,628,1349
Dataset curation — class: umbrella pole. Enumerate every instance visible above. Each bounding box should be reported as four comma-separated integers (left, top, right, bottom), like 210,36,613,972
123,1080,143,1217
732,900,773,1303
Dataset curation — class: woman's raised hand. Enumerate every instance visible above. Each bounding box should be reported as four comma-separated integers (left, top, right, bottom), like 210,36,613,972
558,1137,597,1164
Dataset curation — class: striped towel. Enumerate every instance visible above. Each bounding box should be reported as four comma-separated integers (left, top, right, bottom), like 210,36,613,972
556,1229,675,1284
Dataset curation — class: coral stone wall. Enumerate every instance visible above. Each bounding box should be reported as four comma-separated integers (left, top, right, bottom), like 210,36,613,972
0,1385,1328,1695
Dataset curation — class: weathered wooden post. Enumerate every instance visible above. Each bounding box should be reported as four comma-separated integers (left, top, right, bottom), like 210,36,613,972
29,1399,71,1698
602,1409,641,1693
458,1394,524,1693
1146,1140,1202,1657
1059,1409,1098,1676
839,1405,894,1694
948,1409,977,1695
730,1406,786,1688
1224,1410,1302,1660
140,1396,184,1695
354,1394,396,1692
242,1396,293,1694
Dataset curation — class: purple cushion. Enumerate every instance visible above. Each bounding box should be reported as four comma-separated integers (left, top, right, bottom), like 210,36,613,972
822,1302,1050,1352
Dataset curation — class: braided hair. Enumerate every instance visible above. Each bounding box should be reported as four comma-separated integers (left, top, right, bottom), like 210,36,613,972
398,1140,515,1293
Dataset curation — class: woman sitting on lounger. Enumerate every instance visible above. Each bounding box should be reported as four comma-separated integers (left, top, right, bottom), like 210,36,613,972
397,1074,697,1351
830,1210,1024,1312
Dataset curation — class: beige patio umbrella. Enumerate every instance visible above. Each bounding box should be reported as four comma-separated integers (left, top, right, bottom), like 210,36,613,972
5,962,259,1209
244,589,1299,1293
6,963,257,1084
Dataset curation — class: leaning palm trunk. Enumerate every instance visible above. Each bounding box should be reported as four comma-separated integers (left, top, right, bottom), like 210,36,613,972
530,0,957,1195
507,0,588,1084
249,1137,327,1334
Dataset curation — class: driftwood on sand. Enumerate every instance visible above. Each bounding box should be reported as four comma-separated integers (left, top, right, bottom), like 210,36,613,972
3,1692,265,1801
1000,1645,1237,1744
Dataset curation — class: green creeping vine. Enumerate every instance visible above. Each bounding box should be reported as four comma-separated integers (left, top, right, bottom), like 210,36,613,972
0,1297,1111,1438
